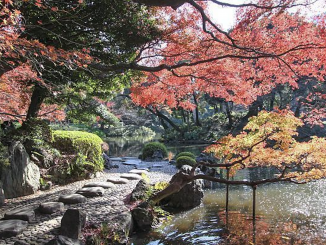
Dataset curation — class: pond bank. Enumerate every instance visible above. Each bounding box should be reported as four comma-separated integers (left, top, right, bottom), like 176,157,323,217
0,161,177,244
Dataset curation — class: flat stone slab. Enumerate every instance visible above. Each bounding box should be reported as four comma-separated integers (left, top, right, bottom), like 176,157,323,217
122,159,141,166
120,173,143,180
107,177,129,184
59,194,87,204
39,202,64,214
135,167,150,171
129,169,149,175
110,157,123,161
83,182,115,189
152,164,164,168
4,207,35,223
0,220,28,238
122,157,139,160
76,187,105,197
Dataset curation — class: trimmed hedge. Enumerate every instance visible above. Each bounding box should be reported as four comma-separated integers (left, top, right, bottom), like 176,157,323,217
141,142,168,160
176,156,196,169
176,151,196,160
52,130,104,171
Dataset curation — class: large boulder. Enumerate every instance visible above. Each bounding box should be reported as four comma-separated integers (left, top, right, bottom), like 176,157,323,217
60,209,87,239
2,142,40,198
163,165,204,209
131,202,154,232
130,179,150,202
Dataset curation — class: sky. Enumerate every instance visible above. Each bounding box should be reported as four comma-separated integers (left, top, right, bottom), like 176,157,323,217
208,0,326,30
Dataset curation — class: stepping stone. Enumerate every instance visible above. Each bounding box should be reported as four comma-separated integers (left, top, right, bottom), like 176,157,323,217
129,169,149,175
135,167,150,171
110,157,123,161
152,164,164,168
120,173,143,180
76,187,105,197
0,220,28,238
4,206,35,223
59,194,87,204
39,202,64,214
107,177,129,184
83,182,115,189
122,157,139,160
122,159,141,166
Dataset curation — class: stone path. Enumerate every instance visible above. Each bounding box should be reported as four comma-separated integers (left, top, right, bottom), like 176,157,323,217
0,160,176,244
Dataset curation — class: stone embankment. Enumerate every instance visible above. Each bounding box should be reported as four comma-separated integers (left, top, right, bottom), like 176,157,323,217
0,158,177,245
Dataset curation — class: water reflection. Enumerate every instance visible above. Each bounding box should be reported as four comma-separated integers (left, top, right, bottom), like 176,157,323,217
132,178,326,245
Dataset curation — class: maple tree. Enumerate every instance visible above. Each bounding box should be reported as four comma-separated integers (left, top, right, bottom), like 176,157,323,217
0,0,160,122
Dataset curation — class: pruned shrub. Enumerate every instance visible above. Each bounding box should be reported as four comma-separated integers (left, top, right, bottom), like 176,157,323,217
176,156,196,169
52,130,104,171
141,142,167,160
176,151,195,160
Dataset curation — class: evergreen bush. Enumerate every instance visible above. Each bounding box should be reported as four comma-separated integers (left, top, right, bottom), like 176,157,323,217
176,156,196,168
176,151,196,160
141,142,168,160
52,130,104,171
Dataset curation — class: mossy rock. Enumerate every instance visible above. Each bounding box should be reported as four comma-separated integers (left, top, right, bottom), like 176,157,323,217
176,156,196,169
141,142,167,160
176,152,195,160
52,130,104,171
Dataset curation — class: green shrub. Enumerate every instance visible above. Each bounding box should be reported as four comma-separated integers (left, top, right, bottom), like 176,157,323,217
176,156,196,169
176,151,196,160
141,142,168,160
52,130,104,171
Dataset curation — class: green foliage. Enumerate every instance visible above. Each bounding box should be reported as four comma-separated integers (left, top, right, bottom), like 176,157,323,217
176,152,196,160
141,142,168,160
52,130,104,171
176,156,197,169
106,125,155,137
154,181,169,191
142,173,150,183
0,142,10,178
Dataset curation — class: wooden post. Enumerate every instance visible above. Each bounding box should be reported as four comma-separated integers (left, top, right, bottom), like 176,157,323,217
252,185,257,220
226,167,230,213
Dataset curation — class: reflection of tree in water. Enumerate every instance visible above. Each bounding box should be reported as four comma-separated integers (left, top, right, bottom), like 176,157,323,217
219,211,324,245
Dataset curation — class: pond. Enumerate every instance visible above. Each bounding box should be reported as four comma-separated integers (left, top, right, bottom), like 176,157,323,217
108,136,326,244
106,136,208,157
131,169,326,245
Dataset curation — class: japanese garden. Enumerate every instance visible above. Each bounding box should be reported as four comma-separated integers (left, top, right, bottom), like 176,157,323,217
1,0,326,244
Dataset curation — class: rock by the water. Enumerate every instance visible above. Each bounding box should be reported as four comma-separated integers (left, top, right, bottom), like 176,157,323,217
45,235,82,245
39,202,64,214
2,142,40,198
131,202,154,232
4,206,35,222
76,187,105,197
60,209,86,239
120,173,142,180
107,177,129,184
59,194,87,204
83,182,115,189
163,165,204,209
0,220,28,238
129,169,149,175
130,179,150,202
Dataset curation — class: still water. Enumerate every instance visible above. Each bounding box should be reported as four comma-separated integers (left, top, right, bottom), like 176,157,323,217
131,176,326,245
108,137,326,244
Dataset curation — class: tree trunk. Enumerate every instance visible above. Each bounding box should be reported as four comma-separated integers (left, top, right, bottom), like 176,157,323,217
193,92,201,126
26,84,48,120
225,101,233,129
